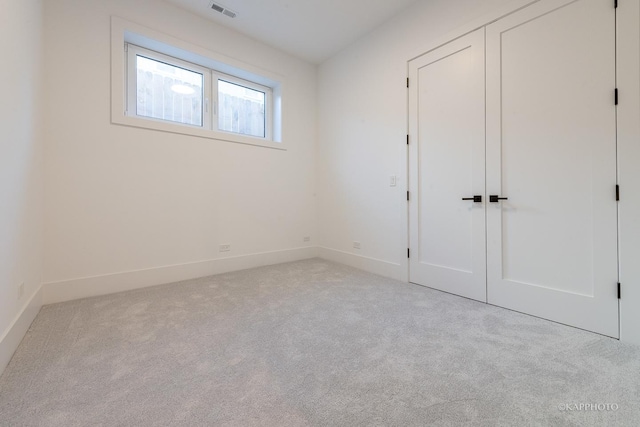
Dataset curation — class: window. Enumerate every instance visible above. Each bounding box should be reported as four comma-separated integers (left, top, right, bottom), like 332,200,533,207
126,44,273,140
218,79,266,138
111,18,284,149
134,54,205,127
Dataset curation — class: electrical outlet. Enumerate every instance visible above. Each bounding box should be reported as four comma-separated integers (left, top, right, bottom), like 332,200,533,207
353,241,361,249
219,244,231,252
303,236,311,242
18,283,24,300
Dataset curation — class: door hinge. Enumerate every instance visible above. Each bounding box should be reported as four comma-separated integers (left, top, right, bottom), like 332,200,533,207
618,282,621,299
407,191,410,201
615,88,619,105
407,135,409,145
407,78,409,88
616,184,620,201
615,0,618,9
408,248,410,258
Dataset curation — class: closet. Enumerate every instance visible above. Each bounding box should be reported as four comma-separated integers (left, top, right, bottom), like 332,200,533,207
408,0,619,337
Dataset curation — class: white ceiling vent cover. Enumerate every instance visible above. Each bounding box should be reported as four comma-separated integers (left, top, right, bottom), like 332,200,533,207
209,1,237,18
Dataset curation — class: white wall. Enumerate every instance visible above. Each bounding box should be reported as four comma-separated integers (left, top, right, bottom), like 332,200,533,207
317,0,515,280
317,0,640,345
42,0,317,302
0,0,45,373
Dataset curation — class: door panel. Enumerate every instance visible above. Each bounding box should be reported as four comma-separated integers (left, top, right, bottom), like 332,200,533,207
409,29,487,302
486,0,618,337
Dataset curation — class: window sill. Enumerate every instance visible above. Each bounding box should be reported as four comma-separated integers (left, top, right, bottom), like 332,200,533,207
112,114,286,150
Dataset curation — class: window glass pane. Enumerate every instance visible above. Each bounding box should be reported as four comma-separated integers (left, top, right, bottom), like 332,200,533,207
136,55,203,126
218,80,265,138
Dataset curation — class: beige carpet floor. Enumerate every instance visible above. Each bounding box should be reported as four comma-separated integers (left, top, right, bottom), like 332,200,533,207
1,258,639,426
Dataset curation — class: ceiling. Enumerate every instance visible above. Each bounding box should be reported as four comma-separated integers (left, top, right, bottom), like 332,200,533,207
164,0,420,64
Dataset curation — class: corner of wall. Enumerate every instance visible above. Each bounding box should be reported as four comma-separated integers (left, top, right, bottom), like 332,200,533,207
0,286,43,376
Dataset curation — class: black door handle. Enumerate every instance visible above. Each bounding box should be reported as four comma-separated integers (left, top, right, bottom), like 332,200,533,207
489,195,508,203
462,195,482,203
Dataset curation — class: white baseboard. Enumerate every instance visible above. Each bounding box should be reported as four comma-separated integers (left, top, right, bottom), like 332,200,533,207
317,247,406,281
0,285,43,376
43,247,318,305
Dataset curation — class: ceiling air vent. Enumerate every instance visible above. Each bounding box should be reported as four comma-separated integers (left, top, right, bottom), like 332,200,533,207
209,1,237,18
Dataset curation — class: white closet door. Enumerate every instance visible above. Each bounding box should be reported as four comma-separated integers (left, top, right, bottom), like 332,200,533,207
409,29,487,302
486,0,619,337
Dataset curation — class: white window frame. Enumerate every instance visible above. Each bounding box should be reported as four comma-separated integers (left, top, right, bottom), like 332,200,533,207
111,17,285,150
127,45,212,130
213,72,273,141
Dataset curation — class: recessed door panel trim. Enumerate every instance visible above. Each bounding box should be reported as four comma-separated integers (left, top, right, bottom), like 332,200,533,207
409,28,487,303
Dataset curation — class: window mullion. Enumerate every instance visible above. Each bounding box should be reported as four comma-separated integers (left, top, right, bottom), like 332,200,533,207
211,71,218,132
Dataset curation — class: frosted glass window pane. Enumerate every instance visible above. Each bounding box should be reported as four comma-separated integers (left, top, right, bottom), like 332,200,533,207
136,55,203,127
218,80,265,138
